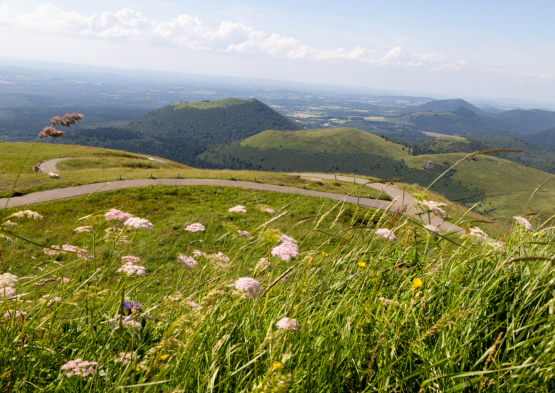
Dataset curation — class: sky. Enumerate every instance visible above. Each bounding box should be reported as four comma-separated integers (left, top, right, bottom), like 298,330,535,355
0,0,553,102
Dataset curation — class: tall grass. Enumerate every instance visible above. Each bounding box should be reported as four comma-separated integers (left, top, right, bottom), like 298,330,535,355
0,183,553,392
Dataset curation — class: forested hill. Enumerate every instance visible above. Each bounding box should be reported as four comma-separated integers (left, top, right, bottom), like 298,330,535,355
125,98,302,143
58,98,302,166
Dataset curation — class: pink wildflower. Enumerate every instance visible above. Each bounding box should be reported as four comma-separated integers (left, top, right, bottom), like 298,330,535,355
117,262,146,276
60,359,98,377
42,295,62,305
74,226,92,233
105,209,132,223
44,245,61,256
185,223,205,232
261,207,275,214
237,230,249,238
513,216,535,232
122,256,141,264
39,127,64,139
0,273,17,288
374,228,397,242
177,253,198,270
48,172,61,179
234,277,261,298
424,225,443,236
469,227,487,239
276,317,300,332
0,287,15,298
57,277,71,284
123,217,153,232
61,245,93,262
192,249,206,257
109,316,142,330
271,235,299,262
114,352,132,364
206,252,230,263
186,301,201,310
229,205,247,213
420,200,447,219
3,310,27,319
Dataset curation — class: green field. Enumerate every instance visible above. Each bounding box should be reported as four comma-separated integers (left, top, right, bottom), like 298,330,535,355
171,98,250,110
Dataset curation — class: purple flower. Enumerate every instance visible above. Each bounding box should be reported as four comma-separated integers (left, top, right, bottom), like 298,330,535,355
177,253,198,270
271,235,299,262
424,225,442,236
105,209,132,223
513,216,535,232
185,223,205,232
123,300,142,313
374,228,397,242
235,277,261,298
276,317,300,332
229,205,247,213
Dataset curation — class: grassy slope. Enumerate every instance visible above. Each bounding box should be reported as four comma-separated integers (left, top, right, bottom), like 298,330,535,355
241,128,408,158
405,153,555,219
0,142,389,200
1,183,553,391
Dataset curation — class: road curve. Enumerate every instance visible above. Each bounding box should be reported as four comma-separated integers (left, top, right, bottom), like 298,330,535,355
35,155,164,173
1,175,469,238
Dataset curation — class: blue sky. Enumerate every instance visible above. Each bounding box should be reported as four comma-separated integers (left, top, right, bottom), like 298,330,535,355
0,0,553,102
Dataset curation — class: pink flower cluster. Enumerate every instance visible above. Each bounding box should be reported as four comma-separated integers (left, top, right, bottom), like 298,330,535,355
237,230,249,238
469,227,487,239
43,245,93,261
185,223,205,232
424,225,443,236
420,200,447,219
123,217,153,232
235,277,261,298
513,216,535,232
271,235,299,262
276,317,300,332
0,287,15,298
261,207,275,214
74,226,92,233
186,301,201,310
60,359,98,377
375,228,397,242
109,316,142,330
229,205,247,213
206,252,230,263
177,253,198,270
114,352,132,364
122,256,141,264
3,310,27,319
105,209,132,223
48,172,61,179
117,262,146,276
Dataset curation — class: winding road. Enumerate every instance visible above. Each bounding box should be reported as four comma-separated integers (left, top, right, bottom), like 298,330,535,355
0,157,474,238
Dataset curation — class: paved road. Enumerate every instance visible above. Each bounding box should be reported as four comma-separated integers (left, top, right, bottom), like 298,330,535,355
1,173,472,238
36,155,164,173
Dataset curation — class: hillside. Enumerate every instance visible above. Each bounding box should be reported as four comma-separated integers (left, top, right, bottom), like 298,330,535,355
126,98,302,142
199,127,555,218
492,109,555,132
521,127,555,152
400,98,486,115
57,98,302,166
392,107,516,136
241,127,407,157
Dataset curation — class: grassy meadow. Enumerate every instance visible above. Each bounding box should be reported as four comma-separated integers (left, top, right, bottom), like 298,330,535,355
1,179,554,391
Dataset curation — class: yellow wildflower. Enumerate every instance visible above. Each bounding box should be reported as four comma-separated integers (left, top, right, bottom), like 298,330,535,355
322,252,328,257
358,261,367,267
412,278,423,289
272,361,282,370
159,354,169,361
